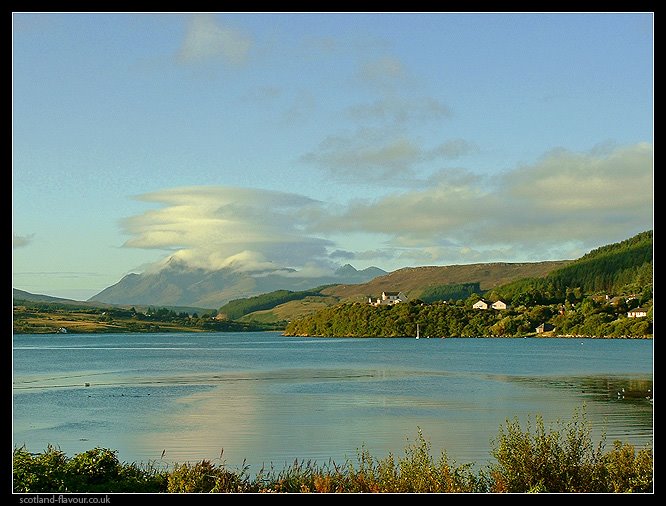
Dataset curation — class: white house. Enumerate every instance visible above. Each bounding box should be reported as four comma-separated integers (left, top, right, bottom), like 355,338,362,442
473,299,490,310
369,291,408,306
474,299,508,310
627,307,648,318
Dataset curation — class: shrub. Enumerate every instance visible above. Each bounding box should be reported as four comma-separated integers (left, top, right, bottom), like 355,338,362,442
13,446,168,493
65,448,121,488
488,407,653,493
167,460,251,493
13,445,69,492
600,441,653,493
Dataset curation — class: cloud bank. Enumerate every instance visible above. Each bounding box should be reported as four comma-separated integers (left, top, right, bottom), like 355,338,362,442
122,143,652,273
318,142,653,263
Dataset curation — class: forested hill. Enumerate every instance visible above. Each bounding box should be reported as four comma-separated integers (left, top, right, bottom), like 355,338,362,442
486,231,652,305
547,230,652,293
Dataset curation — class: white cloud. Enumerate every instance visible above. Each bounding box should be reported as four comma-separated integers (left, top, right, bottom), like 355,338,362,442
301,128,476,183
312,143,653,264
177,14,251,65
121,186,333,272
426,139,479,160
302,130,420,177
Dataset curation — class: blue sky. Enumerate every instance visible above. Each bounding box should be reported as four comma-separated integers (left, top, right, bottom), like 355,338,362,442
12,12,653,301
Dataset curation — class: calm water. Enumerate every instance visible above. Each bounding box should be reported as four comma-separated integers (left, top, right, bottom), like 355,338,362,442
13,332,653,473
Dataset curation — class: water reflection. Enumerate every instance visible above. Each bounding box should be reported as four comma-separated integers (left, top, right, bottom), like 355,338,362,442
509,375,653,401
13,333,653,473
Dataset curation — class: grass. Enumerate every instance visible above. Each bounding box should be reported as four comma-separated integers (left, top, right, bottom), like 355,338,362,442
12,305,204,334
13,408,653,494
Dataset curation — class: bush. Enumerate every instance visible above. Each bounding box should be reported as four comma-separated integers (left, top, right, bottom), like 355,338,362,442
13,446,168,493
65,448,121,491
167,460,251,493
488,407,653,492
600,441,653,493
13,445,68,492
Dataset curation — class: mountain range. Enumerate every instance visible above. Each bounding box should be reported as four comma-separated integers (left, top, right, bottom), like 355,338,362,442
87,257,570,314
87,260,387,308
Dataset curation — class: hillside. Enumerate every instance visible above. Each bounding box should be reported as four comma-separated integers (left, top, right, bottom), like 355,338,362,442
237,261,570,323
546,230,652,293
12,298,275,335
12,289,110,307
284,231,653,338
216,287,335,320
487,231,653,305
321,261,571,300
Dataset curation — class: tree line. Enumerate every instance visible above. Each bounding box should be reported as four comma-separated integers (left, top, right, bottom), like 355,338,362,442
284,296,651,338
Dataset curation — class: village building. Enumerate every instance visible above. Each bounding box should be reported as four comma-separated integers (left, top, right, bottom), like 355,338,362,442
472,299,490,310
491,300,509,310
627,307,648,318
369,291,408,306
536,323,555,333
473,299,508,310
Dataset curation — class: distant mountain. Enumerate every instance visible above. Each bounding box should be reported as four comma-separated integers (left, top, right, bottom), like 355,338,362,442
12,289,106,306
88,259,387,308
334,264,388,282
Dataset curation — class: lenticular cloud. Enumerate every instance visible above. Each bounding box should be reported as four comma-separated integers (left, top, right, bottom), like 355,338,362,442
121,186,333,272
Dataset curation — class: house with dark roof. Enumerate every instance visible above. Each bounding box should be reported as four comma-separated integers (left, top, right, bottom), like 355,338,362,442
536,323,555,333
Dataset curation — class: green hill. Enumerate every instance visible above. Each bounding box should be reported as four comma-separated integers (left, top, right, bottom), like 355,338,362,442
487,231,653,306
236,261,570,323
217,286,335,320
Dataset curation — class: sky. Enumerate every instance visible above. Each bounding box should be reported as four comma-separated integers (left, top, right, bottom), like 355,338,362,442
12,12,654,301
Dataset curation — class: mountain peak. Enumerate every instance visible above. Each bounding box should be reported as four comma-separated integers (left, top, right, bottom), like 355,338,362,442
335,264,359,276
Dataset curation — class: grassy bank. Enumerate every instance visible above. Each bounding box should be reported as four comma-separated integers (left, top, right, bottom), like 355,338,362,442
12,300,283,334
13,409,653,493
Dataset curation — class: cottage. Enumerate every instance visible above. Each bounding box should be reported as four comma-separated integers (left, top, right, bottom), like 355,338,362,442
536,323,555,333
369,291,408,306
491,300,508,310
627,307,648,318
473,299,507,310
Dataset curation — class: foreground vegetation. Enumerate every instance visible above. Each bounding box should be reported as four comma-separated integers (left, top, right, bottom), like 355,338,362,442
13,409,653,493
